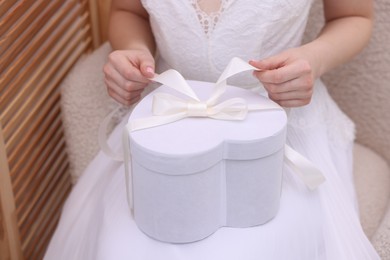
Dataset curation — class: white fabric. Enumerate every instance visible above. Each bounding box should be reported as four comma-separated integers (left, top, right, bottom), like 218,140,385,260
190,0,230,37
44,0,380,259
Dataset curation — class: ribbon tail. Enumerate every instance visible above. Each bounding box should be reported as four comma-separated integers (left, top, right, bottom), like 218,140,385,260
152,70,200,101
208,57,259,105
248,103,284,111
98,107,124,161
216,57,258,85
284,145,326,190
130,113,188,132
123,126,134,213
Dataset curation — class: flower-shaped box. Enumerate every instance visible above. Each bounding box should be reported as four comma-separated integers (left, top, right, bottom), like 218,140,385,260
128,78,287,243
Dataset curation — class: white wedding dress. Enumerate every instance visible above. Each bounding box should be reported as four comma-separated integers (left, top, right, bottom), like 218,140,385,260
44,0,380,259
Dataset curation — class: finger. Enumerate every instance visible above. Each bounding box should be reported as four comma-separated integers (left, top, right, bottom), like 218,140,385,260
263,76,314,94
141,65,155,78
121,80,148,92
249,53,288,70
251,54,312,84
114,88,144,102
254,61,311,84
105,63,148,92
276,99,311,108
109,52,149,84
139,56,155,78
126,51,155,79
105,78,145,101
107,87,142,107
268,90,313,102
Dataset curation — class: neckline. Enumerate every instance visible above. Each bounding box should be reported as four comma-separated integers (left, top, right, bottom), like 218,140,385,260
195,0,223,16
190,0,232,38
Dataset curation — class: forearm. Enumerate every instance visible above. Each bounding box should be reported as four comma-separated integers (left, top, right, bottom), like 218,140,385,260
108,5,155,54
303,12,373,78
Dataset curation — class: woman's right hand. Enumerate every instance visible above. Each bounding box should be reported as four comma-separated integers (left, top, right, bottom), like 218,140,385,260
103,49,155,106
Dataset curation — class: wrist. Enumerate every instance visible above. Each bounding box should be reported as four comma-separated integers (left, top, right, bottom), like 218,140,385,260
127,44,154,55
300,41,329,79
300,16,373,79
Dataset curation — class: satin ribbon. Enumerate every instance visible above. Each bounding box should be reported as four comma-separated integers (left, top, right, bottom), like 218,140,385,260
100,57,326,211
128,58,281,132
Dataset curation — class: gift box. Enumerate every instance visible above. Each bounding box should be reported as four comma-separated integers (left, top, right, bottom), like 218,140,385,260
127,75,287,243
117,58,324,244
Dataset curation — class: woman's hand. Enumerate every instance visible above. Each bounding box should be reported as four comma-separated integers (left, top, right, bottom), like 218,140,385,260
103,49,155,106
250,47,319,108
250,0,373,108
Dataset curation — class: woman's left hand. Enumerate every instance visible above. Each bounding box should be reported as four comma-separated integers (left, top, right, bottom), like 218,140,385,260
250,47,319,108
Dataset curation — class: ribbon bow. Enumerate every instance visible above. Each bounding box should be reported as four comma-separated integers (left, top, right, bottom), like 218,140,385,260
129,57,281,132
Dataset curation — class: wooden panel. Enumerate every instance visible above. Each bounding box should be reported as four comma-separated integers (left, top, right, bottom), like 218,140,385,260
88,0,101,47
0,0,55,57
0,0,36,36
2,21,90,148
0,0,94,258
0,126,22,260
0,1,18,18
0,1,88,124
0,0,72,75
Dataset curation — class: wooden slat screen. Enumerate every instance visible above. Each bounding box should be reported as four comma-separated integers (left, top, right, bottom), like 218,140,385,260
0,0,94,259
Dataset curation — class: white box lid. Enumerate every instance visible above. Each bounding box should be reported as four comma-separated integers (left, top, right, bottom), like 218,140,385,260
129,80,287,175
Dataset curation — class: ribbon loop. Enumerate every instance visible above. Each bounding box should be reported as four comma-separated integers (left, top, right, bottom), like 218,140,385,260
152,70,200,101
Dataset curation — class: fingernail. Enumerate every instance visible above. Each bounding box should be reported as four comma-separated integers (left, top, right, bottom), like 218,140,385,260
146,66,154,75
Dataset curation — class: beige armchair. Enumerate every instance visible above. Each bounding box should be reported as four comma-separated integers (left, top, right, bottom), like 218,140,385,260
59,0,390,258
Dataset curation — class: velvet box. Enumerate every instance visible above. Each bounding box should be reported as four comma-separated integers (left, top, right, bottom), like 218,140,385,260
127,78,287,243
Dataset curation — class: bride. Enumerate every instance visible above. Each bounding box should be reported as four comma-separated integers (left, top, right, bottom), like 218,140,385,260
45,0,379,259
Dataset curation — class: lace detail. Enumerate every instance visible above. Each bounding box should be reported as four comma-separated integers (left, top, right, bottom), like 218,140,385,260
190,0,230,37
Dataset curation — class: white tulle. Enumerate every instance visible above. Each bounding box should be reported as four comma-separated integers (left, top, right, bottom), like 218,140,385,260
44,0,380,259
